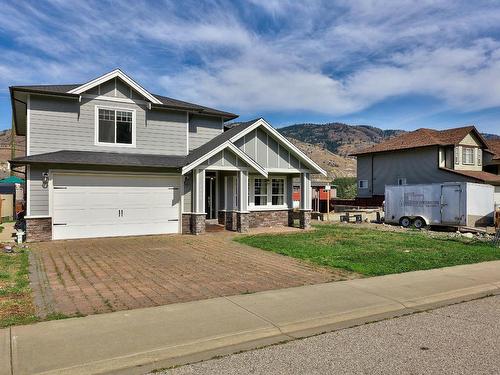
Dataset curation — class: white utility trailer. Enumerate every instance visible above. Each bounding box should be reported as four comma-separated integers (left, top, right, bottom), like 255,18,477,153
384,182,494,228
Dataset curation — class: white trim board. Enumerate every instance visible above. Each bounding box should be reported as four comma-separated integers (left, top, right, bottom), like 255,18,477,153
69,68,162,105
182,141,268,178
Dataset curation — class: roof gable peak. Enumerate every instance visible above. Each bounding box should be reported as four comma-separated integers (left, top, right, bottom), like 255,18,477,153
68,68,162,104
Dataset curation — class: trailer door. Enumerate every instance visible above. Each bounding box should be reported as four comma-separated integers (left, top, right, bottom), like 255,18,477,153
441,184,462,224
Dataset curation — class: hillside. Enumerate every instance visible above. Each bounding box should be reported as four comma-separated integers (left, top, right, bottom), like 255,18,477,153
279,122,405,156
287,138,356,179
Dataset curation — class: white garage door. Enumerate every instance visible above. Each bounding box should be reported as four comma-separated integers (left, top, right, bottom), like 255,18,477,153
52,173,181,240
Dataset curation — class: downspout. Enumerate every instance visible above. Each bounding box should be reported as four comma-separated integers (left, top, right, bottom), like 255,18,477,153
371,154,374,197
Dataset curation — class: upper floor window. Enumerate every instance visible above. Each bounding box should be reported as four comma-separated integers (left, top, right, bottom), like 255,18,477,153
454,147,459,164
462,147,474,165
358,180,368,189
477,149,482,166
397,177,407,185
96,107,135,146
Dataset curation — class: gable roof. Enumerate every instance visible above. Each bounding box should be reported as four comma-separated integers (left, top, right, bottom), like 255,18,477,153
183,118,327,176
68,68,162,104
351,126,489,156
10,69,238,125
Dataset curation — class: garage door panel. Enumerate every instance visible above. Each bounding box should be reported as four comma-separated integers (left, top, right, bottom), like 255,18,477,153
52,173,181,240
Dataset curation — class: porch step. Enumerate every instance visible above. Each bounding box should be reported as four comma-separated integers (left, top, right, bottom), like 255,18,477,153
205,223,226,233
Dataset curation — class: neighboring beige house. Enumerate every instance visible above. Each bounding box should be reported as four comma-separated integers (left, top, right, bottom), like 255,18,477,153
351,126,500,203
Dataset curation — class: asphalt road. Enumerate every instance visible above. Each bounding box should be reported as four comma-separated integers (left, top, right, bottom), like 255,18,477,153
160,295,500,375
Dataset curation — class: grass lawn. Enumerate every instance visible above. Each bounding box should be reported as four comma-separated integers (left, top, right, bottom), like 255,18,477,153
0,248,38,328
236,224,500,276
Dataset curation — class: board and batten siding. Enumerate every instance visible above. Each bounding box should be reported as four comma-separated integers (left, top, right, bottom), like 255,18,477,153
28,166,49,216
29,95,188,156
238,128,301,170
189,114,223,151
358,146,476,197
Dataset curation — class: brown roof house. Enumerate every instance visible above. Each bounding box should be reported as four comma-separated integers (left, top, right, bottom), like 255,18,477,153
350,126,500,203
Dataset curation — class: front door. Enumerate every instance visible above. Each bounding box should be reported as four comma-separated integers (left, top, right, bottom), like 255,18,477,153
441,184,462,224
205,173,217,219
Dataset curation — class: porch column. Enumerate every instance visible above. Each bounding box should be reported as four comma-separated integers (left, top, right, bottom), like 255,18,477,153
191,168,206,235
299,172,312,229
236,170,250,233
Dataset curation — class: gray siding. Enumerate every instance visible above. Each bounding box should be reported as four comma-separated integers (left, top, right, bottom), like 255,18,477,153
357,147,476,197
183,172,192,212
29,95,188,156
28,166,48,216
206,149,249,168
238,128,303,170
189,115,223,151
356,155,373,197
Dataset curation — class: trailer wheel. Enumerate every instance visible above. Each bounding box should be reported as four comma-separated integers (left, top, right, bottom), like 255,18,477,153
413,217,426,229
399,217,411,228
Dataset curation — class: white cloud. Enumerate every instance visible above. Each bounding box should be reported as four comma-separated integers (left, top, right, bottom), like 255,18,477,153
1,0,500,122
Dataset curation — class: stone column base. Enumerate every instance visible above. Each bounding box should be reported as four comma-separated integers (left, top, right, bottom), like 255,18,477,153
225,211,237,231
217,211,226,225
236,212,250,233
182,214,192,234
191,213,206,235
26,217,52,242
299,210,312,229
288,209,296,227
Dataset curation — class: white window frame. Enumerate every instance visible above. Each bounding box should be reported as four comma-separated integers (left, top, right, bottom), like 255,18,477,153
248,176,288,210
477,148,482,166
94,105,136,147
397,177,407,185
454,147,460,164
462,147,474,165
358,180,368,189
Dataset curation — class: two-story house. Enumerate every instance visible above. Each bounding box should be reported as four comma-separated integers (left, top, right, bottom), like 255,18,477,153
351,126,500,203
10,69,325,241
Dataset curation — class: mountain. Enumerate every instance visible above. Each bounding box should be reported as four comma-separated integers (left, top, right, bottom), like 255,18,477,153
287,138,356,179
0,129,25,178
279,122,406,156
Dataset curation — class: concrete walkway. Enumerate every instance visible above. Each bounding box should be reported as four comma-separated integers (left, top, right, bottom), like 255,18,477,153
2,261,500,375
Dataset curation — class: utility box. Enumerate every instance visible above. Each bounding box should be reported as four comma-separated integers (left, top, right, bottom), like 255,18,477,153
385,182,494,228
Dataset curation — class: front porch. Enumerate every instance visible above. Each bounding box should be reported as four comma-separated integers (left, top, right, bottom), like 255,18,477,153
182,168,313,235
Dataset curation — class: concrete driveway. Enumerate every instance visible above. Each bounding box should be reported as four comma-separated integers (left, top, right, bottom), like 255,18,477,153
29,232,356,317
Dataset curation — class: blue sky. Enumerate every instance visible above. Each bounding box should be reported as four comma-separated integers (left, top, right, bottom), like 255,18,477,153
1,0,500,134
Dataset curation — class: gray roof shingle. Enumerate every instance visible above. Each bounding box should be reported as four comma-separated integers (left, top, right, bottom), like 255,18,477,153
186,118,260,164
10,84,238,119
11,119,261,169
11,150,186,169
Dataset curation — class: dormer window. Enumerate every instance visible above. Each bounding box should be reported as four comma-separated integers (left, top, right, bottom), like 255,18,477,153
462,147,474,165
95,106,136,147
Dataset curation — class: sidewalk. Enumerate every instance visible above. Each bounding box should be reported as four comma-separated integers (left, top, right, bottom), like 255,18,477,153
2,261,500,375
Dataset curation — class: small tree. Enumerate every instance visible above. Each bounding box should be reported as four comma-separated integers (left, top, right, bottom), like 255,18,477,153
334,177,357,199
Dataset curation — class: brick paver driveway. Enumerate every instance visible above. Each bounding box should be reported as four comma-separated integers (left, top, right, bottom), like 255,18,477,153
29,233,357,317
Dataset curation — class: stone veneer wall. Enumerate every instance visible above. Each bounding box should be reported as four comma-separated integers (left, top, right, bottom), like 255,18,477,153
217,211,226,225
26,217,52,242
224,211,238,231
191,213,206,235
299,210,312,229
181,214,191,234
248,210,291,228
